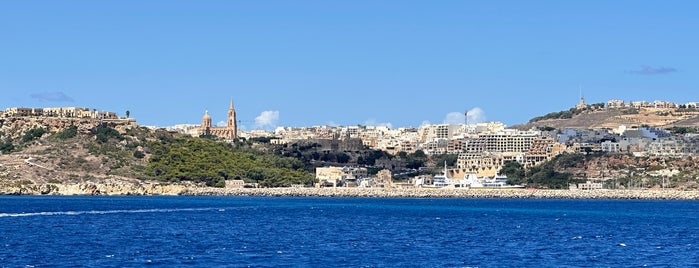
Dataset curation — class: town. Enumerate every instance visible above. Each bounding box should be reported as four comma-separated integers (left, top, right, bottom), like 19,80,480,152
3,97,699,191
164,97,699,190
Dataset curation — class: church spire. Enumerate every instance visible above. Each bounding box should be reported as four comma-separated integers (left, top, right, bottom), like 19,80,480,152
227,99,237,139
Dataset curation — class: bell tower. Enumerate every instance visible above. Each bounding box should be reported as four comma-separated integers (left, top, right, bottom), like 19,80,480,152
201,110,212,136
227,99,237,139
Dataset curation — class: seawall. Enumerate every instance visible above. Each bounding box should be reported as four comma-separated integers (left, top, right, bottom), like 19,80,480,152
183,187,699,200
3,182,698,200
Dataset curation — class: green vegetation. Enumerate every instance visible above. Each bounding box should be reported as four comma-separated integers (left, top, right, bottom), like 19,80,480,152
93,124,123,143
502,153,585,189
405,150,428,169
432,153,458,168
147,137,314,187
22,128,46,143
529,108,584,123
0,140,14,153
500,162,525,183
53,126,78,140
357,150,393,166
621,108,640,115
133,150,145,159
668,126,697,135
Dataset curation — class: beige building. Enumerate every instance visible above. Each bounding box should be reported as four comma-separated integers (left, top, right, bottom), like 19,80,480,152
225,180,245,188
574,181,604,190
315,166,369,187
464,130,541,153
315,167,345,187
456,152,520,177
4,107,42,117
575,97,587,110
606,100,625,108
523,137,556,167
375,169,393,188
4,106,118,119
199,100,237,140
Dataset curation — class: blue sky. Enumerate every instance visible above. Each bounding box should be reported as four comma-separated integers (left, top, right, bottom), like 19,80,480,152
1,1,697,129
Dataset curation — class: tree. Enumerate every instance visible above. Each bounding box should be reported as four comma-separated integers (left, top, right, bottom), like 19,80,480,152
0,141,14,153
22,128,47,143
54,126,78,140
433,154,458,167
93,124,124,143
500,162,525,185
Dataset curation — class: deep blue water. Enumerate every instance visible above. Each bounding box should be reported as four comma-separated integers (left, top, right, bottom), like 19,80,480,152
1,196,698,267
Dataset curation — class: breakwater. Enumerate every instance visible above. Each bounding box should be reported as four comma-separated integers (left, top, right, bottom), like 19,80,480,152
183,187,699,200
2,182,699,200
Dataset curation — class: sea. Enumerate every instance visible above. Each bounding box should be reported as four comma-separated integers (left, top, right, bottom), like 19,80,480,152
1,196,698,267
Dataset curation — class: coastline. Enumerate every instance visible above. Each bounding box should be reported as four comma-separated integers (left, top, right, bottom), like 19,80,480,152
183,187,699,200
2,182,699,200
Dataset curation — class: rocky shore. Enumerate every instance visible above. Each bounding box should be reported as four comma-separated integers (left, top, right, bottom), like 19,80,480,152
183,187,699,200
2,181,699,200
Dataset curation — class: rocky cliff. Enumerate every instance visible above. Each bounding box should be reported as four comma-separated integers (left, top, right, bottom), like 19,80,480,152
0,180,190,195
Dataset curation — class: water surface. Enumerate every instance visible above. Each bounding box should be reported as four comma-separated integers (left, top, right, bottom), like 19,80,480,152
1,196,697,267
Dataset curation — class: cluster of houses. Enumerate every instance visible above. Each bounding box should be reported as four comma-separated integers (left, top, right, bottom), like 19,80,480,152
297,99,699,188
2,106,120,120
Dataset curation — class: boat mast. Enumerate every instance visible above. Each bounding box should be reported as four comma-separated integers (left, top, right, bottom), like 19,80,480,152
444,160,448,178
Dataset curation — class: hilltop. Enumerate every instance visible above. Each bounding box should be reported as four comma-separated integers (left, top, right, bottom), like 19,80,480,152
512,106,699,130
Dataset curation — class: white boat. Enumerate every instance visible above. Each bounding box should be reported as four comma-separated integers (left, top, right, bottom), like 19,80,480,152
463,173,525,189
431,162,453,188
426,162,523,189
429,162,469,188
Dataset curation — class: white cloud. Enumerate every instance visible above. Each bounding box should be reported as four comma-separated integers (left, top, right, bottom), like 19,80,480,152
421,120,432,127
216,121,226,127
443,112,464,125
364,119,393,128
254,110,280,129
30,91,74,102
467,107,486,124
442,108,486,125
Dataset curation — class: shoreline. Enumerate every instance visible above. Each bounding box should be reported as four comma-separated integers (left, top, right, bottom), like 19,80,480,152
2,182,699,200
182,187,699,200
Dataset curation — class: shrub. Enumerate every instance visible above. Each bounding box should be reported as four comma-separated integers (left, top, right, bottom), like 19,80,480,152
133,150,145,159
93,124,123,143
54,126,78,140
0,141,14,153
22,128,47,143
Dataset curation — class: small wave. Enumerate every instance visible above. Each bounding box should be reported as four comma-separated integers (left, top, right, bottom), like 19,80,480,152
0,207,224,218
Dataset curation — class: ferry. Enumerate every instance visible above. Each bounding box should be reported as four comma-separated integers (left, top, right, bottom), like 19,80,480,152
425,162,470,188
423,162,524,189
431,162,455,188
463,173,525,189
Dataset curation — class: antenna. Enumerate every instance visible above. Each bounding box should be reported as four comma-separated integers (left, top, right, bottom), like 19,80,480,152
464,109,468,126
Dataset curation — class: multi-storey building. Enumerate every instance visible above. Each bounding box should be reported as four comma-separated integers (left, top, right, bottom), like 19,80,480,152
455,152,521,177
523,137,556,167
606,100,625,108
464,130,541,153
315,166,368,187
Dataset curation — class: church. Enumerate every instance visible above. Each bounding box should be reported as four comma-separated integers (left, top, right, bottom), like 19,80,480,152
199,99,237,140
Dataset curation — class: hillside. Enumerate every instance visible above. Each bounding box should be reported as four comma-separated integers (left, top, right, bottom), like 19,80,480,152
513,107,699,130
0,117,313,193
